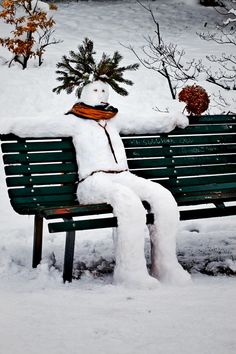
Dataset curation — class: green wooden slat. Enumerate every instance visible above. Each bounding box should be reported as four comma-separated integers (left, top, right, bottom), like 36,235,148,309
170,124,236,135
8,185,76,198
174,164,236,177
132,168,171,179
166,174,236,188
1,140,74,153
48,213,154,233
187,114,236,124
180,205,236,220
41,203,113,219
133,164,236,179
5,162,77,175
128,154,236,169
3,151,75,164
12,201,77,215
49,216,118,232
126,144,236,158
171,182,236,194
12,194,76,206
41,201,151,219
169,144,236,156
6,173,77,187
122,134,236,148
126,147,166,158
129,157,167,169
176,191,236,204
0,134,72,142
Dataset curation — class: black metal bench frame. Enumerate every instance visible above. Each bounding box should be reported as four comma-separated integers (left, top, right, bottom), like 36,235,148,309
1,114,236,282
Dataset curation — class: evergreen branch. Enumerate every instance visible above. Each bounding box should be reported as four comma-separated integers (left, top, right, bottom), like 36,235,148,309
53,37,139,97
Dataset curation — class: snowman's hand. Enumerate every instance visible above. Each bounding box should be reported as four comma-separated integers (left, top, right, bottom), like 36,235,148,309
176,112,189,129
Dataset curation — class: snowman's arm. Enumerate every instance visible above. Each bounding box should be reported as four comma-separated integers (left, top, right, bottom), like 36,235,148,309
113,109,189,135
0,115,76,138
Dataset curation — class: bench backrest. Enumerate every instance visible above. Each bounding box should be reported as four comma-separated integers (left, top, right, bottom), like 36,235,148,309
1,114,236,215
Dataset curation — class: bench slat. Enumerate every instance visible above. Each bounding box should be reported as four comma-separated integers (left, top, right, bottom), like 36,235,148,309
187,115,236,124
41,203,113,219
11,194,77,206
8,185,76,198
166,174,236,188
126,144,236,158
171,181,236,194
5,162,77,175
6,173,77,187
0,134,72,141
180,205,236,220
48,213,154,233
1,140,74,153
171,124,236,135
3,151,75,164
123,134,236,147
12,202,77,215
176,190,236,204
48,216,118,232
133,164,236,179
128,154,236,169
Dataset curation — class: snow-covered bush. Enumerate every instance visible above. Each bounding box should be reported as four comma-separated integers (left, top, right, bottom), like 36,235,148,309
0,0,61,69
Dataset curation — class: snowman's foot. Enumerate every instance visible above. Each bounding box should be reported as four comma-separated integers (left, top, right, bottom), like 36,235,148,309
113,269,160,289
151,262,191,286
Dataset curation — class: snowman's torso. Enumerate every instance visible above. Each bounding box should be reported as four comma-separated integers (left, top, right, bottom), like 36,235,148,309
72,117,128,180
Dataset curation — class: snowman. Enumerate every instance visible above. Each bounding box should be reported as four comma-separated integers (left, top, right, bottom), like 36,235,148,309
66,81,191,288
4,39,191,287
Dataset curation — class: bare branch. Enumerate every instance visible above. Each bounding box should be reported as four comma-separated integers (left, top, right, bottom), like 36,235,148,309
122,1,201,99
198,0,236,92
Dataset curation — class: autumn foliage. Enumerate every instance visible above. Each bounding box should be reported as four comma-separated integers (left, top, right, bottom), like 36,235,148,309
0,0,60,69
178,84,210,116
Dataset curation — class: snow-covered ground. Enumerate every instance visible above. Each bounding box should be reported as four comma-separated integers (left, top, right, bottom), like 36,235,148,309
0,1,236,353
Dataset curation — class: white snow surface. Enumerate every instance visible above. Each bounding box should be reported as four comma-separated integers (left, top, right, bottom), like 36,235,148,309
0,1,236,353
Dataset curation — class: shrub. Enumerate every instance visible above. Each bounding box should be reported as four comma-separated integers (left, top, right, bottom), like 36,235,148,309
0,0,61,69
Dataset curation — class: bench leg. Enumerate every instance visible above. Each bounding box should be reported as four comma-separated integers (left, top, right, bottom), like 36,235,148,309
63,220,76,283
32,215,43,268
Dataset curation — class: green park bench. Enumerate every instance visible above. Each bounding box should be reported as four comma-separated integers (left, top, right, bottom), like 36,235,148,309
1,114,236,282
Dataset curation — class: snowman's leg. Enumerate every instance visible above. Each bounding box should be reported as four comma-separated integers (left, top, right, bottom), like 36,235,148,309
77,173,159,288
113,172,191,285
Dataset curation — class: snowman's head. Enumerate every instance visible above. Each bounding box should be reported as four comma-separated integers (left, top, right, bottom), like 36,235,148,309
80,80,109,107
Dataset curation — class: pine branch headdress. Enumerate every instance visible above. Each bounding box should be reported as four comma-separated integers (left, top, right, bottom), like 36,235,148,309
53,38,139,98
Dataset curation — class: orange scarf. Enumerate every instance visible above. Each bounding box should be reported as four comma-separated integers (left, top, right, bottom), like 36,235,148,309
66,102,118,120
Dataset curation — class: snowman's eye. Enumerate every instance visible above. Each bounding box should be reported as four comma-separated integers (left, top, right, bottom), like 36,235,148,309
102,90,105,92
94,89,98,92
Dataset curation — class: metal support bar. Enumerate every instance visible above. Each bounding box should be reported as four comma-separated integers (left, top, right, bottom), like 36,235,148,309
63,218,76,283
214,202,226,209
32,215,43,268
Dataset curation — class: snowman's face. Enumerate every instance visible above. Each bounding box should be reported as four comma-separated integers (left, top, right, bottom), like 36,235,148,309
80,81,109,107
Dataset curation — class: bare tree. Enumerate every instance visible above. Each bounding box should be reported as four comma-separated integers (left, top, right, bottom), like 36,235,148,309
123,0,200,99
198,0,236,91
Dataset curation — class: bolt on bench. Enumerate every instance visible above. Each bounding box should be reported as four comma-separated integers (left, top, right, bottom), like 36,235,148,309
1,114,236,282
